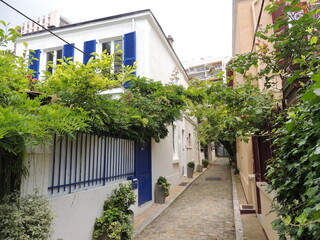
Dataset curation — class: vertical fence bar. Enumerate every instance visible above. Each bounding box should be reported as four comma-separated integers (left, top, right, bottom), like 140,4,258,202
51,133,57,194
57,137,63,193
100,136,103,184
64,136,68,192
108,137,112,183
74,132,78,190
88,134,92,186
69,136,73,193
112,138,116,181
103,135,107,185
84,134,88,187
95,136,99,184
79,133,83,189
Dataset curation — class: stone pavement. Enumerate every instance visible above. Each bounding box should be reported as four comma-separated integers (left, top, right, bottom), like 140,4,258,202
134,158,235,240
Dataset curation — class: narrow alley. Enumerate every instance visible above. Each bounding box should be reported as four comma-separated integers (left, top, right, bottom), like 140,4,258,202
135,158,235,240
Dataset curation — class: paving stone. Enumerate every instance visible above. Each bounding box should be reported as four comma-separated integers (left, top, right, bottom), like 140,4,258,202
135,158,236,240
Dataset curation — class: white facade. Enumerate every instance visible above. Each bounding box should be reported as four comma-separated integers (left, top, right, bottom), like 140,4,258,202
16,10,200,240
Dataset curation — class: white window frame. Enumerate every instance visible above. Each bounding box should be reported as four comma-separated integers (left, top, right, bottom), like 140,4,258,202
44,47,63,74
99,37,123,73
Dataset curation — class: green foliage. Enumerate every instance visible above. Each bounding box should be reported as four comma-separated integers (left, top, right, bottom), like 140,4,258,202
93,183,136,240
202,159,209,168
187,161,195,168
268,74,320,239
157,176,170,198
0,191,54,240
121,77,186,142
0,21,186,197
229,1,320,238
186,80,275,157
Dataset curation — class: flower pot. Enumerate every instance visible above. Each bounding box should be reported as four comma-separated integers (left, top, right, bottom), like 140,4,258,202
187,166,194,178
196,164,203,172
154,184,166,204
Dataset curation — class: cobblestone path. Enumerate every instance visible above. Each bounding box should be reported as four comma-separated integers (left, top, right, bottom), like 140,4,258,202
135,158,235,240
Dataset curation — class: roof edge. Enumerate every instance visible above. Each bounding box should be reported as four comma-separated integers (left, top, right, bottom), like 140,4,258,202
21,9,152,37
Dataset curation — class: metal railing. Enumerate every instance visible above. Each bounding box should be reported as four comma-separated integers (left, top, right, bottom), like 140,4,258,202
48,133,134,196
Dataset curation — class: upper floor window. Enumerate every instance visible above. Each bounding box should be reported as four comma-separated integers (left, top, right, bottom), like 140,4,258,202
46,49,62,74
101,39,123,73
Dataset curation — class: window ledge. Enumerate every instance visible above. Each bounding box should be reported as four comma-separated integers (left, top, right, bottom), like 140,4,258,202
172,159,180,164
256,182,275,201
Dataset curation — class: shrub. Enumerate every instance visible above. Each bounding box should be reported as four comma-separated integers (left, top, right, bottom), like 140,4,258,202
202,159,209,168
187,161,195,168
0,191,54,240
93,183,136,240
157,176,170,198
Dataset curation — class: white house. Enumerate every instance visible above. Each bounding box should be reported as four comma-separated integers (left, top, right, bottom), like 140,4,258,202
15,9,200,240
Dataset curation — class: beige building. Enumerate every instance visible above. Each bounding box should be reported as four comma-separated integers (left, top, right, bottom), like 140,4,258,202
232,1,280,239
184,57,229,82
21,11,71,34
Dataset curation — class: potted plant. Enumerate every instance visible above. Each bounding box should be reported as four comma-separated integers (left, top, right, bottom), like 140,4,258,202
196,164,203,172
187,162,195,178
155,176,170,204
202,159,209,168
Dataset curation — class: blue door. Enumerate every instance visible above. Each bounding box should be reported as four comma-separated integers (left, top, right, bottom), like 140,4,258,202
135,141,152,206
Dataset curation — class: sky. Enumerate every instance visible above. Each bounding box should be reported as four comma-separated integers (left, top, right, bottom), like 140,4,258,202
0,0,233,63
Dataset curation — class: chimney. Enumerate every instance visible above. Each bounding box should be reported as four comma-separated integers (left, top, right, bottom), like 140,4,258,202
167,35,174,46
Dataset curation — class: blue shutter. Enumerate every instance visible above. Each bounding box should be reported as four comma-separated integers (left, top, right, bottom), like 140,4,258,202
63,44,74,62
83,40,97,64
28,49,41,79
123,32,136,68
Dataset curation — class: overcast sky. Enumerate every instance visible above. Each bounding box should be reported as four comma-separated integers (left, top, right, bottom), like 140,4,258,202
0,0,233,63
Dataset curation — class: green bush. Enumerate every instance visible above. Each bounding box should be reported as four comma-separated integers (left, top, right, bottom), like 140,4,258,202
187,161,195,168
202,159,209,168
0,191,54,240
93,183,136,240
157,176,170,198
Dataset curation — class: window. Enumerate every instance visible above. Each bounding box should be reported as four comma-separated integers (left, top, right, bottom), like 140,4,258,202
101,39,123,73
46,49,62,74
172,124,176,154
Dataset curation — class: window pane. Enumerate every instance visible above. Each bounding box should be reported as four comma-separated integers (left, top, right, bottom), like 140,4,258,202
46,51,54,74
56,49,62,65
114,40,123,73
102,42,111,55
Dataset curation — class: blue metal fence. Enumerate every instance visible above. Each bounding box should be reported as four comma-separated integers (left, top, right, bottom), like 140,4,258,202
48,133,135,196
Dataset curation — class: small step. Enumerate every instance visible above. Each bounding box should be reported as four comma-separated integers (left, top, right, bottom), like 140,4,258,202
239,204,256,214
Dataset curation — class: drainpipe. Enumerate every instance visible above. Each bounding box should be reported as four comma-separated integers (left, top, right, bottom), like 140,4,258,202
252,0,259,47
132,18,135,31
252,0,260,81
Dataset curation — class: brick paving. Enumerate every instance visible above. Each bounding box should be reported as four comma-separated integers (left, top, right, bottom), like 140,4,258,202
135,158,235,240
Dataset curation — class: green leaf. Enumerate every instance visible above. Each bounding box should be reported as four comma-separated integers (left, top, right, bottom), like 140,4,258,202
296,211,308,224
283,216,291,225
315,146,320,155
314,88,320,96
310,36,318,45
306,186,319,198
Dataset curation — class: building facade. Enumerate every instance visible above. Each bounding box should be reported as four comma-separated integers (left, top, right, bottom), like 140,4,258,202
232,1,279,239
15,10,200,240
21,11,71,35
184,57,228,82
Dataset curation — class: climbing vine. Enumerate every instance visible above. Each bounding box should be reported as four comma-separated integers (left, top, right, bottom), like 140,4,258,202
228,1,320,238
186,79,275,159
0,21,186,198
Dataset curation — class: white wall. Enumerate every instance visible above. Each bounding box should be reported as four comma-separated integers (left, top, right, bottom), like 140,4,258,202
17,11,200,240
15,12,189,89
22,145,136,240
